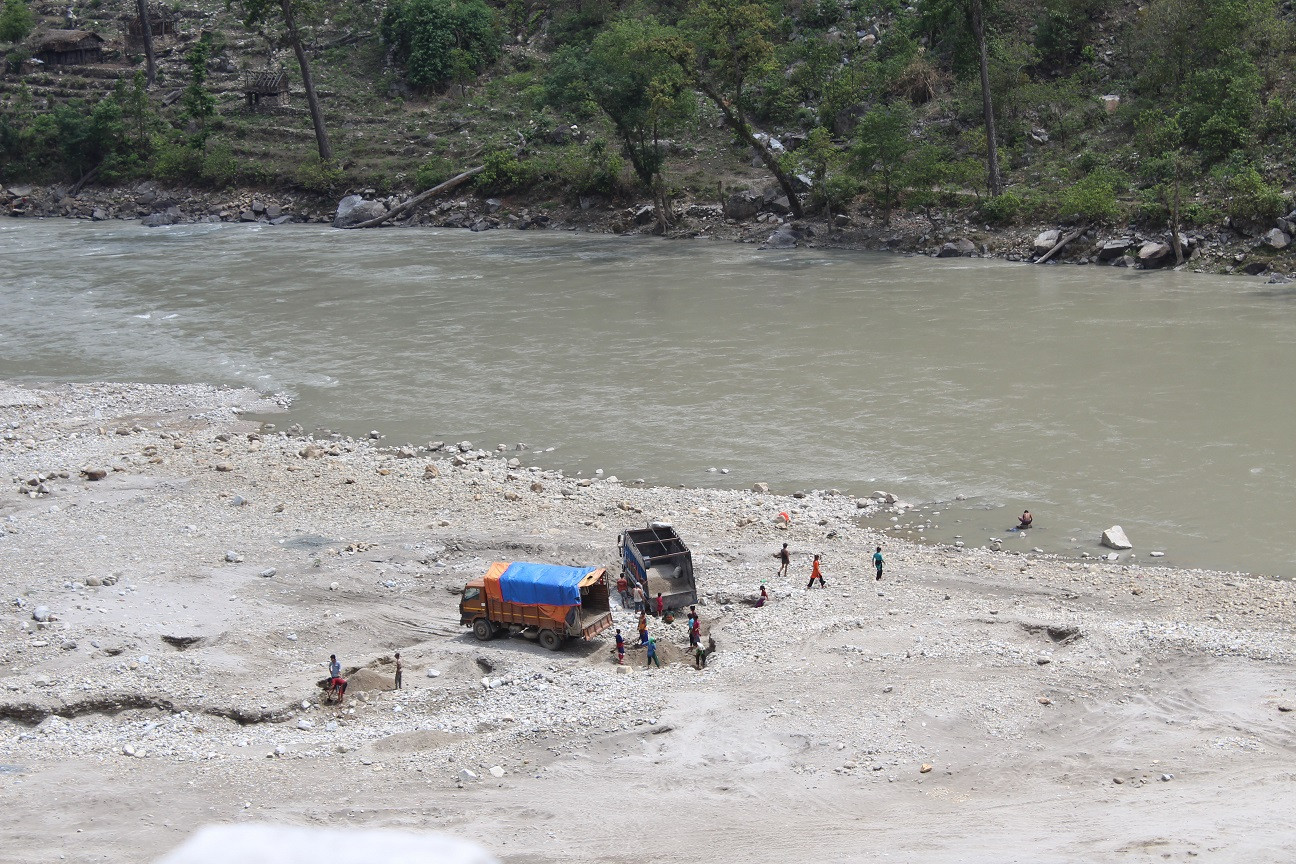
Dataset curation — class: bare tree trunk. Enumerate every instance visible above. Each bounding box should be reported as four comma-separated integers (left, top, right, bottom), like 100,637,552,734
969,0,1001,197
136,0,156,87
695,78,804,218
1170,173,1184,265
280,0,333,162
342,166,484,229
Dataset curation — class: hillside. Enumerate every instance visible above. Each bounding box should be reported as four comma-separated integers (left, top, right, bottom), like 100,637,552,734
2,0,1296,275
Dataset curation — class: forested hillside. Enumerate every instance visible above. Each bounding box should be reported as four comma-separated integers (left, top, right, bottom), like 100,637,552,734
1,0,1294,267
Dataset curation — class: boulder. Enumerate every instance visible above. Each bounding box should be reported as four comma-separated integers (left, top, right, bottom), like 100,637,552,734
141,212,178,228
761,224,798,249
332,195,387,228
937,238,976,258
751,482,769,494
1097,238,1131,262
1033,230,1060,257
633,205,655,225
1263,228,1290,250
723,191,761,221
265,204,282,219
1138,241,1172,269
1101,525,1132,550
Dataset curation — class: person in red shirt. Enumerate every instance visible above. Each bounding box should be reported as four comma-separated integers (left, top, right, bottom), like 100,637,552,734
655,592,664,617
806,554,826,589
616,575,630,608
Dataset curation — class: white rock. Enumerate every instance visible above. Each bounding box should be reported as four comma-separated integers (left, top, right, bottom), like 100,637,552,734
1101,525,1132,550
224,551,243,563
1149,551,1165,558
458,768,479,781
259,568,276,578
297,719,314,730
426,668,441,678
489,766,505,778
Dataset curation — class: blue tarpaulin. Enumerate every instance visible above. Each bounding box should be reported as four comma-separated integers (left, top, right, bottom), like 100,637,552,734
496,563,594,607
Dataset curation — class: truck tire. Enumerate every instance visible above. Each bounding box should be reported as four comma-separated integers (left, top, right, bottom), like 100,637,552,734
538,629,564,652
472,619,494,641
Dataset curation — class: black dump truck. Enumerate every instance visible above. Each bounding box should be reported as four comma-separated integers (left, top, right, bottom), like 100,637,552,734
619,522,697,611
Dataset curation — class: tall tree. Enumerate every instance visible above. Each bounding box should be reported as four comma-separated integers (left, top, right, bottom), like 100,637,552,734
228,0,333,161
850,103,913,225
671,0,803,218
546,17,692,229
136,0,156,87
967,0,1000,196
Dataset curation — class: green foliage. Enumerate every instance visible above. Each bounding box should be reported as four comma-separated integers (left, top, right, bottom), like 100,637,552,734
977,190,1023,224
414,155,456,191
294,156,345,194
474,148,535,193
545,16,692,190
199,140,241,188
0,0,34,43
381,0,501,88
183,36,216,146
1056,167,1126,223
1032,0,1111,70
538,137,627,196
799,126,857,213
849,102,913,222
1217,161,1285,229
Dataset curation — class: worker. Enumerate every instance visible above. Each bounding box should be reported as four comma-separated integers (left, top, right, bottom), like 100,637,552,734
616,574,630,608
806,554,826,589
615,629,625,665
755,585,768,607
873,546,884,581
328,654,341,681
694,641,707,669
632,582,644,613
646,637,660,668
393,652,402,690
655,592,664,618
774,543,790,577
638,611,649,645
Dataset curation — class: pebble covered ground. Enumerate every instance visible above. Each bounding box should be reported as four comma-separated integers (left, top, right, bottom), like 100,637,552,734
2,381,1294,862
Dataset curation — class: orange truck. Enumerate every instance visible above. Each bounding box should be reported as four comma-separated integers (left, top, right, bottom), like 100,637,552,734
459,562,613,651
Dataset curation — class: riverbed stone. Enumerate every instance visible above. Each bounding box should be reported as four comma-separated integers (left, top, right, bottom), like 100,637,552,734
1097,238,1131,262
1101,525,1133,550
938,238,976,258
723,191,761,221
1033,230,1060,257
1263,228,1290,250
333,195,387,229
1138,242,1172,268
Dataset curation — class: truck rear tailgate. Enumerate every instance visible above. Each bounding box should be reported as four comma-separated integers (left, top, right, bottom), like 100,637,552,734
579,610,613,640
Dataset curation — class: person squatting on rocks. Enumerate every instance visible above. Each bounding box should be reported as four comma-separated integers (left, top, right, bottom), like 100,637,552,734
807,554,826,588
775,543,791,577
873,546,884,581
646,637,660,668
393,652,403,690
756,585,768,607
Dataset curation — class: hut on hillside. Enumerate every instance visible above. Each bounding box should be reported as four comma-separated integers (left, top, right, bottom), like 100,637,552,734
243,69,289,108
123,3,179,50
29,30,106,66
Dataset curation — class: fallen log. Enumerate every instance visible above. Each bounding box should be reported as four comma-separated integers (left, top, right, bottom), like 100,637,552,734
341,166,485,229
1034,225,1088,265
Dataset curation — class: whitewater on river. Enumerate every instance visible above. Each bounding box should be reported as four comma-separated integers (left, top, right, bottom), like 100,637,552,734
4,218,1295,575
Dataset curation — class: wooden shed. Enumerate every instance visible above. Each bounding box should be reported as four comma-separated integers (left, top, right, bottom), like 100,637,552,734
30,30,106,66
243,70,288,108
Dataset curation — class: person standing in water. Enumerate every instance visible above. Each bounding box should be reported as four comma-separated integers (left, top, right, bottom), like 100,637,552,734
873,546,884,581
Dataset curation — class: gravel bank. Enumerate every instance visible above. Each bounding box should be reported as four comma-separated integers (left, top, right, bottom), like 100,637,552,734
2,381,1294,862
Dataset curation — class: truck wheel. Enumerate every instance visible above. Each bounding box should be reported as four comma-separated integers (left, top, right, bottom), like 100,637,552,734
472,619,494,641
538,629,564,651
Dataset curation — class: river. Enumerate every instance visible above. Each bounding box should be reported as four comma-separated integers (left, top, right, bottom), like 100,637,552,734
3,219,1294,576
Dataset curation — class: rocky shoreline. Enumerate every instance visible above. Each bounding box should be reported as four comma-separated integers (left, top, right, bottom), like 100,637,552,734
3,379,1295,861
5,179,1295,281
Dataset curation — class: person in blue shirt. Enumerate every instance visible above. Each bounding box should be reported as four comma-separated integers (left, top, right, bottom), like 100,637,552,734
615,629,625,665
645,638,660,668
873,547,884,581
329,654,341,680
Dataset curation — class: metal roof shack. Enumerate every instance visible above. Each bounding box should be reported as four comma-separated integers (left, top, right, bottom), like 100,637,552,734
29,30,106,66
243,69,288,108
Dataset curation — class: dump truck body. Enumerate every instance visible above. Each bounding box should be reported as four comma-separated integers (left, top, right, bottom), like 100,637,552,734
459,562,612,650
620,522,696,611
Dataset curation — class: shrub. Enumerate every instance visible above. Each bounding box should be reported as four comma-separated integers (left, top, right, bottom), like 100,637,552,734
381,0,501,89
978,191,1024,225
474,148,535,194
295,158,345,195
414,155,456,191
1223,163,1285,229
199,140,240,188
1056,169,1125,223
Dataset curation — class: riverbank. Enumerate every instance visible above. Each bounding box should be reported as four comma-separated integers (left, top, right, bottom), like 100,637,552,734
2,380,1294,862
5,178,1296,280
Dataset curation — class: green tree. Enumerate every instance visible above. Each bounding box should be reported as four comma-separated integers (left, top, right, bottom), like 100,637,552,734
228,0,333,161
381,0,500,89
850,102,913,224
546,17,692,228
1136,109,1189,263
672,0,804,217
0,0,34,43
182,36,216,146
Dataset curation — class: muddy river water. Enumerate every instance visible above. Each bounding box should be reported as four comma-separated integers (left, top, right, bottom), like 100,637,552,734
4,219,1295,575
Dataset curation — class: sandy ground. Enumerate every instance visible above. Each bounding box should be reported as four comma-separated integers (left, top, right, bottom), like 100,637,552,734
1,381,1294,864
